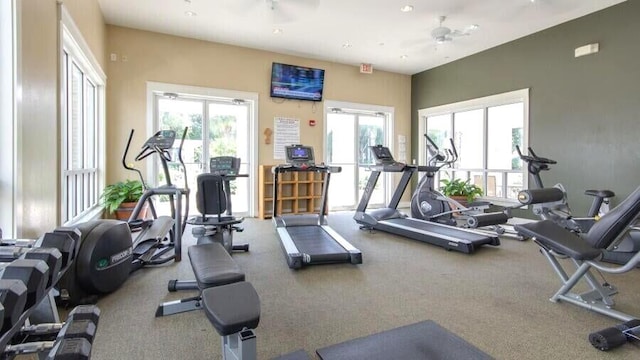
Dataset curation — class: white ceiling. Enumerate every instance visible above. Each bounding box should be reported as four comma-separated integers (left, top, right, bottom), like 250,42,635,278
97,0,626,75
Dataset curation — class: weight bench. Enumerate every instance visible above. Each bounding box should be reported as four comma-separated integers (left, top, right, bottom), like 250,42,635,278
514,185,640,321
155,242,245,317
202,281,260,360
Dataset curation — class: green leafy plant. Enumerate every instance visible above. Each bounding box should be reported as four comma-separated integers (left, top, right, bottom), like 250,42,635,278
439,178,484,203
101,180,144,214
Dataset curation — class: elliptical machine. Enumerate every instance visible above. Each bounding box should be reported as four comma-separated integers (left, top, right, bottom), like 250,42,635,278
123,128,190,268
410,135,519,239
516,146,640,264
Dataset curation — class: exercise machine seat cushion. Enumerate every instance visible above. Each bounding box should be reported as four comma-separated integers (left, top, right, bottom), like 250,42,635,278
196,174,227,216
188,243,244,289
584,189,615,198
514,220,602,260
584,185,640,249
202,281,260,336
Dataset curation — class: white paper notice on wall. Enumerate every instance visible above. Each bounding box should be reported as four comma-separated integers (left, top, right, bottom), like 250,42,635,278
397,134,406,162
274,117,300,160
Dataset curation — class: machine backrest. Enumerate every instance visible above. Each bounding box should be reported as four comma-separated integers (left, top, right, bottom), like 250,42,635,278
585,185,640,249
196,173,227,216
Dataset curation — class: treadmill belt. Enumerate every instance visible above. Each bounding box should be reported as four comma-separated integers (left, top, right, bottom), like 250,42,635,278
285,226,347,256
387,218,493,241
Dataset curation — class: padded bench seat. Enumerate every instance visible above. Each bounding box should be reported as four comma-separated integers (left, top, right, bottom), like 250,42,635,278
514,220,602,260
202,281,260,336
188,243,245,288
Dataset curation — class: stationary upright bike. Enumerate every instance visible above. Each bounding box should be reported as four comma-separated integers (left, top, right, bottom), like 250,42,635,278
410,135,518,238
187,156,248,254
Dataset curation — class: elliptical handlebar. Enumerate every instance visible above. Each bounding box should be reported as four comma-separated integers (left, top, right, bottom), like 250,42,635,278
122,129,148,189
516,145,557,165
424,134,458,170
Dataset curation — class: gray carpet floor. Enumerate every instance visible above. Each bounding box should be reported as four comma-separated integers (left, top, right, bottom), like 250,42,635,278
87,212,640,359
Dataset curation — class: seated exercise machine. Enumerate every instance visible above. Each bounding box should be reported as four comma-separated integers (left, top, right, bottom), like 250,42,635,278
273,145,362,269
188,156,248,253
410,135,523,240
354,145,500,254
514,184,640,322
516,146,640,264
123,128,190,268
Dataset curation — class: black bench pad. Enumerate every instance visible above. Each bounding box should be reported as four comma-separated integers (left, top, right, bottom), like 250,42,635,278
188,243,244,288
585,189,615,198
514,220,602,260
202,281,260,336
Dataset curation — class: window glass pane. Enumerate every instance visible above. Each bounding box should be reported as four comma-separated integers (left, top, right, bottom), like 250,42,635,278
326,114,354,163
453,109,483,169
85,80,96,168
426,114,451,148
70,63,83,170
358,115,384,165
487,171,505,198
487,102,524,170
507,172,523,200
329,165,355,207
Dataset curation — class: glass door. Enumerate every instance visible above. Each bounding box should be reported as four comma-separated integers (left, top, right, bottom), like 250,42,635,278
155,94,252,216
326,110,386,211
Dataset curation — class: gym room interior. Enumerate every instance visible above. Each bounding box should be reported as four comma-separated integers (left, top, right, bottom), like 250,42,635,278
1,0,639,359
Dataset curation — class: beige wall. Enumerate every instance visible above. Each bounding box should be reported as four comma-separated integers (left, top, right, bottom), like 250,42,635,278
106,26,412,209
17,0,105,237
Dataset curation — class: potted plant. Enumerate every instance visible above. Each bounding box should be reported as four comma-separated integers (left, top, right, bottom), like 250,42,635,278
101,179,147,220
439,178,484,207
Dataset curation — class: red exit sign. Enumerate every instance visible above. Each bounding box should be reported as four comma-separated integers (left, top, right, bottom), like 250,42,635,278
360,63,373,74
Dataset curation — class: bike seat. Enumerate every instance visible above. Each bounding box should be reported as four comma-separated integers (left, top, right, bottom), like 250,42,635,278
584,189,615,198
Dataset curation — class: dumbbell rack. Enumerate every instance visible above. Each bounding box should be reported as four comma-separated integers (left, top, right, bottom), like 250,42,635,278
0,227,101,359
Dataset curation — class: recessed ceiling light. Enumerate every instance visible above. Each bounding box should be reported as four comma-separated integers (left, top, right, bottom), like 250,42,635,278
469,24,479,30
273,28,283,34
184,0,191,3
400,55,408,59
400,5,414,12
185,10,197,16
342,43,352,49
378,42,385,46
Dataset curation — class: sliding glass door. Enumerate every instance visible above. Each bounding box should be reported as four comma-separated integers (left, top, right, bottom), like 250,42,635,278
326,110,387,211
155,94,252,215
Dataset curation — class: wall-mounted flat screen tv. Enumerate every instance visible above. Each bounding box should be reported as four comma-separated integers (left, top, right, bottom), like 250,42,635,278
270,62,325,102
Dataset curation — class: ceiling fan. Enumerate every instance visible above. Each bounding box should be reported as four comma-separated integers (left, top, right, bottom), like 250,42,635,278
430,16,478,44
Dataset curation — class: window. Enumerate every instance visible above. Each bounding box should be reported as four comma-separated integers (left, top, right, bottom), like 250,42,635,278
418,89,529,204
60,6,106,223
0,0,16,237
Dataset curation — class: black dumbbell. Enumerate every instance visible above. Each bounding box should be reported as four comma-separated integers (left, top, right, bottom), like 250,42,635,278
36,231,78,270
0,259,49,310
0,247,62,288
46,337,92,360
0,279,28,334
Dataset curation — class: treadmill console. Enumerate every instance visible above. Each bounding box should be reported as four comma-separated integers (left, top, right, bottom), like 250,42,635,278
369,145,406,172
210,156,241,176
285,145,315,167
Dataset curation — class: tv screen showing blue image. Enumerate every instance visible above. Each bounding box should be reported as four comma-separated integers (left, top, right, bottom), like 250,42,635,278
270,62,325,102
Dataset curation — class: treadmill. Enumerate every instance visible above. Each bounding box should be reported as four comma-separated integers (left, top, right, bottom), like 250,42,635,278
273,145,362,269
354,145,500,254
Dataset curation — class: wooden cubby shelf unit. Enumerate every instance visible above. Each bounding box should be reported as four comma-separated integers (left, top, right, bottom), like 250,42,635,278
258,165,327,219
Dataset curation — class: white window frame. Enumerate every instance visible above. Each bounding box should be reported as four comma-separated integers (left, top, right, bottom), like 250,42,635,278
146,82,259,217
0,0,19,237
59,5,106,225
418,88,529,206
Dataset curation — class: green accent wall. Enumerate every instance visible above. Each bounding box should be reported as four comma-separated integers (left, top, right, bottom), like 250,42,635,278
411,0,640,214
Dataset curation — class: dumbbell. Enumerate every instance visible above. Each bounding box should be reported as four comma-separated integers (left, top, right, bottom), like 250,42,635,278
0,259,49,310
589,319,640,351
4,305,100,360
36,229,80,270
0,247,62,288
0,279,28,334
